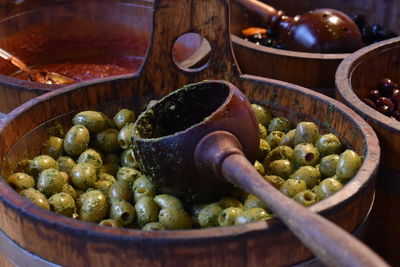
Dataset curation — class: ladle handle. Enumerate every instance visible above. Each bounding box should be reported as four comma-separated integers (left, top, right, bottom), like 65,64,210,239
195,131,388,267
234,0,280,25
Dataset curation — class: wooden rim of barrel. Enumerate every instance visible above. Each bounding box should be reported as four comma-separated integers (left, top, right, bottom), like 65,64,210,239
0,0,380,265
336,36,400,170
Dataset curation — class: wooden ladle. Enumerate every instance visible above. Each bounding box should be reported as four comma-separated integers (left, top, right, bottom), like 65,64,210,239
235,0,363,53
131,80,387,267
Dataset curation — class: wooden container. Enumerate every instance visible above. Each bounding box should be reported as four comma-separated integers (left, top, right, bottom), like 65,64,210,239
336,37,400,266
230,0,400,97
0,0,203,114
0,0,380,266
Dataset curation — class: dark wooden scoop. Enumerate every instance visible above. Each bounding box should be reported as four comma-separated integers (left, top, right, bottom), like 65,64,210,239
235,0,363,53
131,80,387,267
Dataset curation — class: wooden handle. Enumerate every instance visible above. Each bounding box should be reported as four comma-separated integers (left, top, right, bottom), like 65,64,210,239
0,112,4,120
233,0,279,24
195,131,388,267
136,0,242,94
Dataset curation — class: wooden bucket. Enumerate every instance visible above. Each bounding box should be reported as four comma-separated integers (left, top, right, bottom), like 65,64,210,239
230,0,400,97
336,37,400,266
0,0,204,115
0,0,380,266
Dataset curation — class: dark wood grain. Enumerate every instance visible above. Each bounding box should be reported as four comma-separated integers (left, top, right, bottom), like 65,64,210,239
0,0,381,266
230,0,400,95
336,36,400,266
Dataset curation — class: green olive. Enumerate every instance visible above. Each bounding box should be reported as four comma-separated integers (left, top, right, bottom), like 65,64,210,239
63,124,90,156
37,168,65,197
280,179,307,198
99,219,123,228
292,143,320,167
113,109,136,130
28,155,59,177
254,160,265,176
108,180,133,203
315,134,343,156
79,190,108,223
258,139,271,161
266,131,285,149
110,200,136,227
289,166,321,188
62,183,78,200
234,208,271,225
77,149,103,173
268,117,292,133
259,123,267,140
120,149,138,169
244,194,270,212
93,128,120,153
100,163,120,177
198,203,223,228
118,123,135,149
116,167,141,186
135,196,160,227
294,122,319,146
59,171,70,184
70,163,97,190
133,176,156,202
103,153,120,164
264,175,285,189
16,159,31,173
41,136,64,159
97,173,117,184
48,192,76,217
94,180,113,198
73,111,106,133
142,222,165,231
20,188,50,210
319,154,340,177
218,196,243,209
218,207,243,226
251,104,273,126
262,145,293,168
100,112,117,129
154,194,184,210
280,129,296,148
315,178,343,200
336,149,362,180
293,190,318,207
159,207,192,230
57,156,76,176
6,172,35,192
266,159,293,179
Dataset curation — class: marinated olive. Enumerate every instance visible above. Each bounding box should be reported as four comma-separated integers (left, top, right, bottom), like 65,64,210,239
280,179,307,198
266,131,285,149
79,190,108,223
266,159,293,179
319,154,340,177
159,207,192,230
57,156,76,176
70,163,97,190
28,155,59,177
37,168,65,197
218,207,243,226
6,172,35,192
315,178,343,200
99,219,123,228
268,117,292,133
262,145,293,168
289,166,321,188
264,175,285,189
154,194,184,210
254,160,265,176
293,190,318,207
244,194,270,212
259,123,267,140
218,197,243,209
98,173,117,184
280,129,296,147
113,109,136,130
108,180,133,203
94,180,113,198
258,139,271,161
41,136,64,159
336,150,362,180
234,208,271,225
315,134,343,156
142,222,165,231
292,143,320,167
120,149,138,169
64,124,90,156
93,128,120,153
118,123,135,149
294,122,319,145
73,111,106,133
251,104,273,126
133,176,156,202
198,203,223,228
20,188,50,210
48,192,76,217
110,200,136,227
135,196,160,227
77,149,103,173
100,163,120,177
116,167,141,186
62,183,78,200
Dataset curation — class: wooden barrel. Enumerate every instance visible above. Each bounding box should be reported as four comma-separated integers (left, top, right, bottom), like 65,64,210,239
0,0,203,114
230,0,400,97
335,37,400,266
0,0,380,266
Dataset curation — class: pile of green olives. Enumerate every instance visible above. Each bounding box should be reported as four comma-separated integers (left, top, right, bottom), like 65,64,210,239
6,103,362,230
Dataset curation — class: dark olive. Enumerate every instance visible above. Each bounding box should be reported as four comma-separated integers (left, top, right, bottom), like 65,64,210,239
378,105,393,116
363,98,377,109
377,78,397,96
376,97,395,110
367,89,380,101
